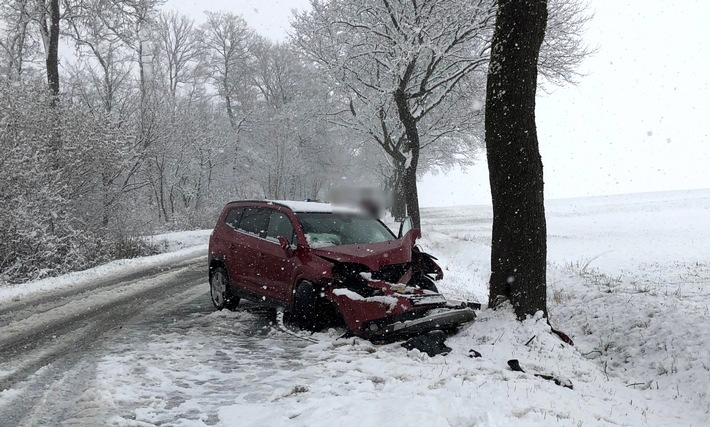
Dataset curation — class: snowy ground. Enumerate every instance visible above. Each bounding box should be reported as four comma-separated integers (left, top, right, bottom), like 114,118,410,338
1,190,708,426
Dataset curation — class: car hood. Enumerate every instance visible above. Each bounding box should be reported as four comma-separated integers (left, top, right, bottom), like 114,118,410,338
310,229,420,271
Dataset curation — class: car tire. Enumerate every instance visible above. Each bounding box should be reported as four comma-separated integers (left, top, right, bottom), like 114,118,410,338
292,281,325,331
210,266,240,310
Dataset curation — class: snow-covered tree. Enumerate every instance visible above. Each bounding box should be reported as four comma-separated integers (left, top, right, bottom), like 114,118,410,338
0,80,139,282
293,0,590,228
246,39,359,201
292,0,499,227
0,0,40,81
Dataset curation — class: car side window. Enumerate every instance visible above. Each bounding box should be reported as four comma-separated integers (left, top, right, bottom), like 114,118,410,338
225,207,244,230
238,207,270,238
266,211,295,244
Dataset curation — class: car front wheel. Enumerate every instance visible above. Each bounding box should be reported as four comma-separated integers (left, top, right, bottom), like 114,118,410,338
210,266,240,310
292,280,327,331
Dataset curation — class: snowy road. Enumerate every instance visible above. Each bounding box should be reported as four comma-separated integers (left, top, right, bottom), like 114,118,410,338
0,257,205,425
0,256,313,426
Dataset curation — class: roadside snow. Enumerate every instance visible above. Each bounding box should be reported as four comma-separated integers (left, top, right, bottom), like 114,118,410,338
218,308,703,426
0,229,211,304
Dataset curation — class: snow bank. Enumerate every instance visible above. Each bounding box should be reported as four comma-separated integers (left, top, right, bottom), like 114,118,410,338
216,306,704,426
0,229,211,304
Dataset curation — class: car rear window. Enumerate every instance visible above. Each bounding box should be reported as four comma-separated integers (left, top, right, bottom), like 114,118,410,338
238,207,270,238
225,207,244,229
295,213,395,247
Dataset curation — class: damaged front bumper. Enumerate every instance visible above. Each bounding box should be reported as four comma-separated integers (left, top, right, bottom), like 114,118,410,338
355,305,476,342
324,273,478,342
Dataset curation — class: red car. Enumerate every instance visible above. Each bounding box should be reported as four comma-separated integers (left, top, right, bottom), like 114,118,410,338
208,200,475,342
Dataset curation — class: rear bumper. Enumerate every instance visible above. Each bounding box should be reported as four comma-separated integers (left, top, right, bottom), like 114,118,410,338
359,307,476,342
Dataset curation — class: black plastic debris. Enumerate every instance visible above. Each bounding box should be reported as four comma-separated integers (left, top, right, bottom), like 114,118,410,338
402,330,452,357
507,359,573,389
465,301,482,310
468,349,482,358
508,359,525,372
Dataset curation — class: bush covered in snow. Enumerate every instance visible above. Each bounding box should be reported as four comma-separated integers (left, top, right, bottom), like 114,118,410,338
0,80,158,283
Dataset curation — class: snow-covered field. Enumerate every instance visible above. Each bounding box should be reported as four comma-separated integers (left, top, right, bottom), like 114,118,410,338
1,189,709,426
419,189,710,426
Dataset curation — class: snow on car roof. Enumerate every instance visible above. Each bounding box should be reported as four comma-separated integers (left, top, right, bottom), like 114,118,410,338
267,200,362,214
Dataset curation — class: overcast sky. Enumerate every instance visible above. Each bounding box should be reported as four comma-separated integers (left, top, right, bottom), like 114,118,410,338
166,0,710,206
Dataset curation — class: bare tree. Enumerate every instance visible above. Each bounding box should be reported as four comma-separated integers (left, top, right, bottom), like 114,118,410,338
45,0,59,100
200,11,255,131
154,10,201,98
85,0,163,150
540,0,593,85
486,0,548,320
250,38,299,110
65,0,135,115
245,39,356,201
0,0,38,81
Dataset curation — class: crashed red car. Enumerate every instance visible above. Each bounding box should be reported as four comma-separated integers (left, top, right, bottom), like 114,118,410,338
208,200,475,341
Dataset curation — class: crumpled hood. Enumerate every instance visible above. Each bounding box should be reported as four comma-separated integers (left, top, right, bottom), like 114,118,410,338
310,229,419,271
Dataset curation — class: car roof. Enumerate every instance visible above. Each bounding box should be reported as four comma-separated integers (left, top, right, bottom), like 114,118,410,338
268,200,362,214
226,199,362,214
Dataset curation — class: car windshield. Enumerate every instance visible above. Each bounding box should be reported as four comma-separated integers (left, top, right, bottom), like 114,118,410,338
295,213,395,248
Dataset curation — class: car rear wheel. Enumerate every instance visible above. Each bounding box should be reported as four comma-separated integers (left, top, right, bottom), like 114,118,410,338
210,266,240,310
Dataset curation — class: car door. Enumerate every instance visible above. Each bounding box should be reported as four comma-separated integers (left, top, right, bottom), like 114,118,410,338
256,209,299,304
222,207,246,287
233,207,270,293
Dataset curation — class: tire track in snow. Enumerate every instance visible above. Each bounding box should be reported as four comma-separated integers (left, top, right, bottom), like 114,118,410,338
0,259,207,427
0,255,205,325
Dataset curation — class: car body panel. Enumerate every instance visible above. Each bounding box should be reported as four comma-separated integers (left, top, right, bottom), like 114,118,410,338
324,275,475,340
308,229,418,271
256,238,297,302
229,231,262,292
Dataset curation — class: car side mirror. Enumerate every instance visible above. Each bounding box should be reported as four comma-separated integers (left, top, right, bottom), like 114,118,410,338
277,236,294,257
398,217,413,239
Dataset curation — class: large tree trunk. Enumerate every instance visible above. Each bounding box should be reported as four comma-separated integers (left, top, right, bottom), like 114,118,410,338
46,0,60,103
388,166,406,221
44,0,61,162
394,88,421,230
402,164,419,228
485,0,548,320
